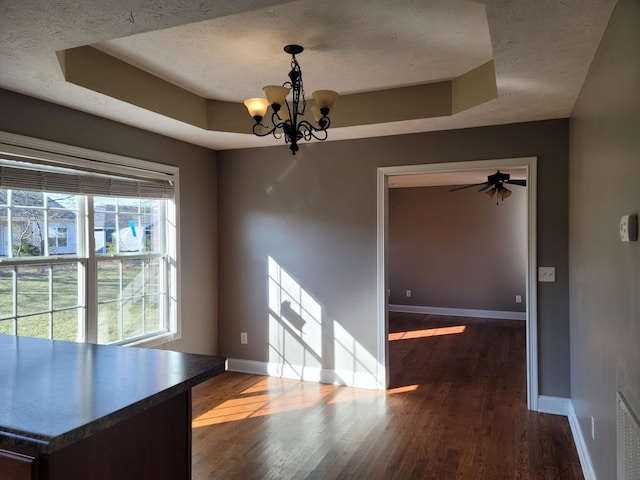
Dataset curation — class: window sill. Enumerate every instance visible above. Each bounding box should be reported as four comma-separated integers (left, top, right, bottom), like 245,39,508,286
123,331,181,349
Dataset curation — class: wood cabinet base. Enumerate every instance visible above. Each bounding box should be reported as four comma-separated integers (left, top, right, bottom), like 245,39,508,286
46,391,191,480
2,391,192,480
0,449,36,480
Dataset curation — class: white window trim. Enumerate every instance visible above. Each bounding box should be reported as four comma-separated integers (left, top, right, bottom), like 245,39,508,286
0,131,181,348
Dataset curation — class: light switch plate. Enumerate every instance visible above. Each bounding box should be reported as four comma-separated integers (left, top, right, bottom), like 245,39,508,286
538,267,556,282
620,214,638,242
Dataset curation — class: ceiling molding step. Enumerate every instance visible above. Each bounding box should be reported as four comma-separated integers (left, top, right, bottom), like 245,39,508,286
452,60,498,114
59,45,497,135
206,100,254,134
60,46,208,129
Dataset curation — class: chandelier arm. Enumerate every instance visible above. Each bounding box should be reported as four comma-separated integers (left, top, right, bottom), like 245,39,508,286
251,122,279,138
299,126,329,142
318,115,331,130
271,110,286,129
298,117,331,140
309,129,329,141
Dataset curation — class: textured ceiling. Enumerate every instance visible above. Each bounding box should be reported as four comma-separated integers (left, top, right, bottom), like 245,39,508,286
0,0,617,152
96,0,492,101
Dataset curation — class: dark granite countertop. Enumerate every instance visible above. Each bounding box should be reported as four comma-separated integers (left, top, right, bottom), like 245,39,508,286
0,335,226,454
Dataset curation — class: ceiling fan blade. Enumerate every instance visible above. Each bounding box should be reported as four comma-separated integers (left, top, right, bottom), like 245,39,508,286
478,184,493,192
449,182,488,192
507,179,527,186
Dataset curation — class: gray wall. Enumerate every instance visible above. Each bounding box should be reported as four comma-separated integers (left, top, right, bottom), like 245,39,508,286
569,0,640,478
218,118,570,397
388,185,527,312
0,89,219,355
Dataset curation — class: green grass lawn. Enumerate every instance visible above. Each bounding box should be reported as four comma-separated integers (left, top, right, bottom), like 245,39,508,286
0,260,162,343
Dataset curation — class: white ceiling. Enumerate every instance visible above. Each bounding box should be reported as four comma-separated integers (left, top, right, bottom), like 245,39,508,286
0,0,617,152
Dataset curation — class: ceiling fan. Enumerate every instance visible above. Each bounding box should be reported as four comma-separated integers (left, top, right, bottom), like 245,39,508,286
449,170,526,203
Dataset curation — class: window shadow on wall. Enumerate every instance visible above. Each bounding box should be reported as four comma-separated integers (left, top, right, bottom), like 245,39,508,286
267,256,377,387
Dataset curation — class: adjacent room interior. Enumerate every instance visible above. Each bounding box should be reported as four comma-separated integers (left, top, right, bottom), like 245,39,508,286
386,165,528,386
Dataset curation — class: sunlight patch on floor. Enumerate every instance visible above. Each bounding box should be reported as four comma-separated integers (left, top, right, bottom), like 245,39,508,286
388,325,466,341
193,377,420,427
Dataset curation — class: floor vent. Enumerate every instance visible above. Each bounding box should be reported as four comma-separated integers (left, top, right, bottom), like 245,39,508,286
617,391,640,480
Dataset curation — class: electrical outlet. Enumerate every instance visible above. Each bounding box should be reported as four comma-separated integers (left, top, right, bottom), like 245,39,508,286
240,332,248,344
538,267,556,283
405,289,411,297
515,295,522,303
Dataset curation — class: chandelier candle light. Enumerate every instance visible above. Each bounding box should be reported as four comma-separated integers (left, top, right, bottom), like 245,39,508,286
244,45,338,155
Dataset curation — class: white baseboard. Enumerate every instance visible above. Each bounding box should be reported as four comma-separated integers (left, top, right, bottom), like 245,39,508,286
228,358,270,376
388,304,526,321
567,402,597,480
537,395,571,415
227,358,381,390
536,396,595,479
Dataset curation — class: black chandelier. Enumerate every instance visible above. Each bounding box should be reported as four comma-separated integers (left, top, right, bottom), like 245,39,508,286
244,45,338,155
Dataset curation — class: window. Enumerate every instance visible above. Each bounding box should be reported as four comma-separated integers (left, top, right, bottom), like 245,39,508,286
0,132,179,347
52,227,68,248
94,197,167,344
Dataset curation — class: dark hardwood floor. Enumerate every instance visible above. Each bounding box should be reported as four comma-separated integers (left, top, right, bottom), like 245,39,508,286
191,313,583,479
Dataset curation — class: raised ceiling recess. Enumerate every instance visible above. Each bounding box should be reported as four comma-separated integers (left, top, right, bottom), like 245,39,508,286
57,0,497,136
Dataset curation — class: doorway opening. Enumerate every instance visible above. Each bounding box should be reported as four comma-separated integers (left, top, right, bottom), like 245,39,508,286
376,157,538,410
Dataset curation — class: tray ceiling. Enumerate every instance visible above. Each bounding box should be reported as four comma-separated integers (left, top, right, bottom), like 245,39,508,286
0,0,618,152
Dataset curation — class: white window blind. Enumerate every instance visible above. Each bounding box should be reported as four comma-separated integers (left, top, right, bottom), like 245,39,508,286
0,132,176,199
0,157,174,199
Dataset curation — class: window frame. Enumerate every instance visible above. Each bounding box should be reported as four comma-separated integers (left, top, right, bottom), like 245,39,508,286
0,131,181,348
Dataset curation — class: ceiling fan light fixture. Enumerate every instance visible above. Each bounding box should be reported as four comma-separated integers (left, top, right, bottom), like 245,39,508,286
497,187,512,200
449,170,526,204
